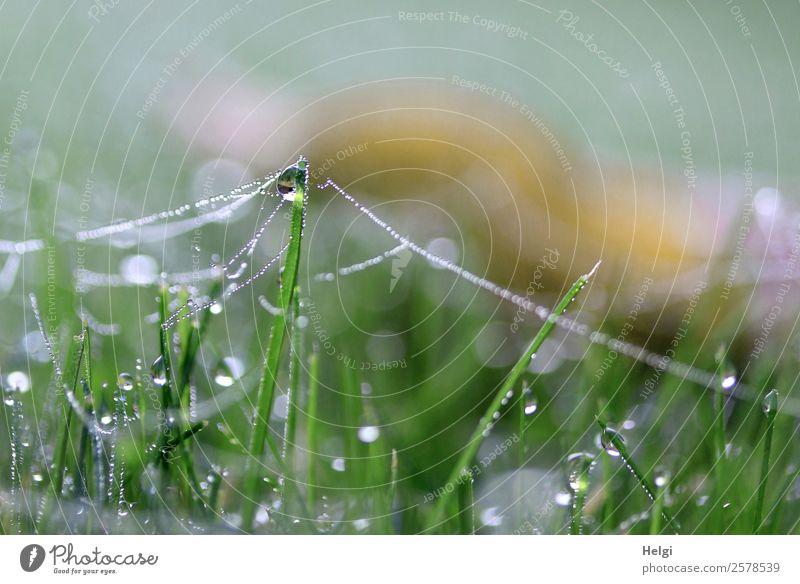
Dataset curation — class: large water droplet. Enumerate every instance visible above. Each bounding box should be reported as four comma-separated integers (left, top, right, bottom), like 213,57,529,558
151,356,167,387
213,357,244,387
277,165,304,200
762,389,778,416
255,507,270,526
5,371,30,393
599,427,624,457
566,452,594,492
117,372,134,392
357,425,380,444
523,388,538,416
554,491,572,506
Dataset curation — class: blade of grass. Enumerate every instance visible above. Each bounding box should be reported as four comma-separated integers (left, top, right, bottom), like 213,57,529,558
595,418,680,534
386,448,398,533
156,283,206,514
283,290,302,471
38,326,85,533
712,346,733,532
306,345,320,511
649,471,668,535
568,453,593,535
457,470,474,535
426,261,600,531
765,464,800,534
241,158,307,530
753,389,778,533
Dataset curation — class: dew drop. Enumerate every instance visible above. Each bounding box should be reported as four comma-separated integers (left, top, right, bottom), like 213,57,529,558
331,458,346,472
599,427,623,457
523,393,538,416
117,372,134,392
554,491,572,506
151,356,167,387
5,371,30,393
255,507,270,526
213,357,244,387
762,389,778,416
277,165,303,200
566,452,594,492
357,425,380,444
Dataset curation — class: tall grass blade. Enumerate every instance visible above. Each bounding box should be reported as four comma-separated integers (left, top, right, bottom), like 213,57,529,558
426,261,600,531
242,158,307,530
457,471,474,535
596,418,680,534
753,389,778,533
306,346,320,511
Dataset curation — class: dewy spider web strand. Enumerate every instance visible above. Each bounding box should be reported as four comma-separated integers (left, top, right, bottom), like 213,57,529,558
221,198,285,276
75,173,281,242
162,242,290,329
317,179,759,401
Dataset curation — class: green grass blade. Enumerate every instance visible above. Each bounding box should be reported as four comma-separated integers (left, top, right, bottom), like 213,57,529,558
457,471,474,535
242,158,307,531
753,389,778,533
306,346,320,511
426,261,600,531
712,347,733,532
567,453,593,535
283,290,302,470
596,418,680,534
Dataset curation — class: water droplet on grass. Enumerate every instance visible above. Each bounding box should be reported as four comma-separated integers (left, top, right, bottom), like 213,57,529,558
566,452,594,492
255,507,270,525
331,458,346,472
151,356,167,387
654,467,670,488
5,371,30,393
555,491,572,506
599,427,623,457
213,357,243,387
762,389,778,415
358,425,380,443
277,165,304,201
117,373,134,392
523,393,538,416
